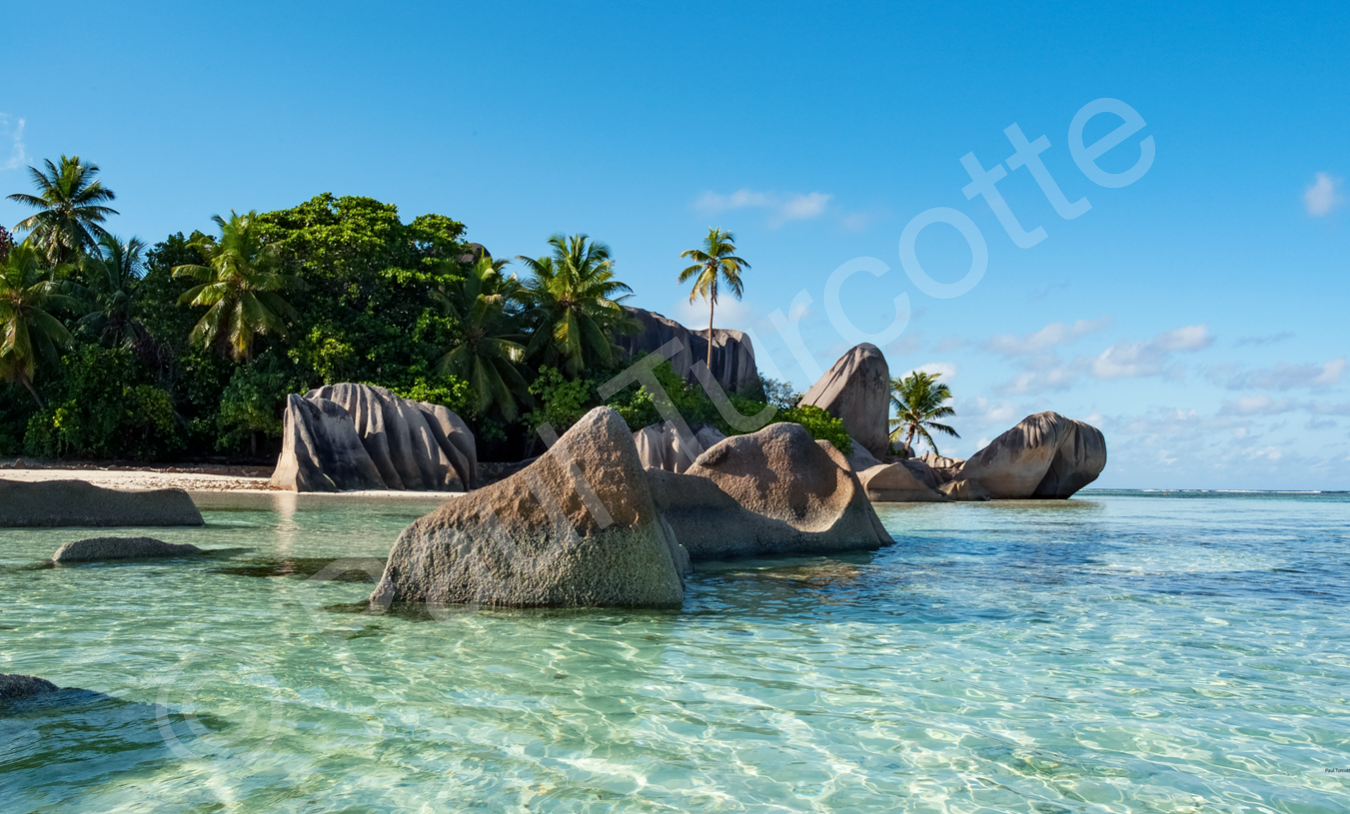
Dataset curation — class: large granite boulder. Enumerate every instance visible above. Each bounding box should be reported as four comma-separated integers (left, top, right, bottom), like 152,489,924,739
272,384,475,492
955,412,1107,499
857,463,949,502
940,479,992,501
0,674,60,702
632,422,727,474
370,407,688,609
616,307,759,393
0,480,203,528
800,344,891,458
649,423,892,560
51,537,202,563
917,452,965,485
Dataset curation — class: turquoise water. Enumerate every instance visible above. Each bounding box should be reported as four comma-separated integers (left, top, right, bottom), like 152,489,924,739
2,490,1348,812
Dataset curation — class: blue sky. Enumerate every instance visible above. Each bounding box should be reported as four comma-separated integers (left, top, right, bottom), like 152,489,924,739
2,1,1347,489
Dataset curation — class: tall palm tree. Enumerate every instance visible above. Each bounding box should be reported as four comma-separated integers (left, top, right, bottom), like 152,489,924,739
516,234,634,376
0,245,80,407
77,234,147,347
434,253,531,420
172,211,302,363
679,228,750,369
889,371,960,456
7,156,119,265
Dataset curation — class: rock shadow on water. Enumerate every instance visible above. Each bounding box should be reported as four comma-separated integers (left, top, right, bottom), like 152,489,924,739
209,556,385,582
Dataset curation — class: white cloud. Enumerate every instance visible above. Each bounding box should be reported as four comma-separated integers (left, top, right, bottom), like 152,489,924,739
1304,171,1344,216
0,114,25,171
1252,446,1283,462
901,362,957,380
1221,358,1346,391
1218,394,1296,416
695,188,832,226
1087,324,1213,379
983,316,1113,356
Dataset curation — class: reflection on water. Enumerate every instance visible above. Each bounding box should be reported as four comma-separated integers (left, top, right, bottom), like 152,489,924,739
1,491,1348,812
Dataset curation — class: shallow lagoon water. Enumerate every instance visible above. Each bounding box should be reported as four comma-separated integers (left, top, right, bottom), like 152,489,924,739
2,490,1348,812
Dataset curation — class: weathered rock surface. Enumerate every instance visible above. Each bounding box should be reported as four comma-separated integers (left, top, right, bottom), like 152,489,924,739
633,422,727,474
844,437,883,472
858,463,949,503
800,344,891,458
940,479,993,501
0,480,204,528
917,453,965,485
272,384,475,492
0,674,60,702
649,423,892,560
51,537,203,563
955,412,1107,499
370,407,687,609
616,307,759,393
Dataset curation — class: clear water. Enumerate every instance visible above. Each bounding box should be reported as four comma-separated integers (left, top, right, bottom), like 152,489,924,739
2,490,1348,813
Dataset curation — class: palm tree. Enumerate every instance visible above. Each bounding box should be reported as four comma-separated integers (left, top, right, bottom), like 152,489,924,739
172,211,302,363
679,228,750,369
77,234,147,347
889,371,960,456
516,234,634,376
7,156,119,265
434,253,531,420
0,245,80,407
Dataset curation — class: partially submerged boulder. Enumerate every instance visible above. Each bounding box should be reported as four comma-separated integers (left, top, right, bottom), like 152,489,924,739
955,412,1107,498
800,344,891,458
633,422,727,474
940,479,992,501
858,463,948,503
650,423,892,560
0,480,203,528
51,537,202,563
0,674,59,702
370,407,687,609
272,384,475,492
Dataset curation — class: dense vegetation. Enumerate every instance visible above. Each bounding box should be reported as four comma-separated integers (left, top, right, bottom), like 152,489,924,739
1,155,849,463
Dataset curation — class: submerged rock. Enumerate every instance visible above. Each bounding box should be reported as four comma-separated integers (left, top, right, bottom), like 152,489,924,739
955,412,1107,499
370,407,688,610
272,384,475,492
0,674,59,702
800,344,891,458
51,537,202,563
650,422,892,560
0,480,203,528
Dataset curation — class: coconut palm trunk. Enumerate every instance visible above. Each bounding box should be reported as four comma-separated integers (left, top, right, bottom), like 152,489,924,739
706,280,716,369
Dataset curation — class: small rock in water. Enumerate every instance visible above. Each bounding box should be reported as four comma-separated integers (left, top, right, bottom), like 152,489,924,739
0,673,60,701
52,537,203,563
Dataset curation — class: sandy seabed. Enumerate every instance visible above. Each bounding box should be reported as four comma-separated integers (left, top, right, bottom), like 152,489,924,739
0,462,459,498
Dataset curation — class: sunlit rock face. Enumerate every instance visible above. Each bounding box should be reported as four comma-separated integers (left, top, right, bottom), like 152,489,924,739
615,307,758,393
370,407,688,610
649,422,892,560
800,344,891,459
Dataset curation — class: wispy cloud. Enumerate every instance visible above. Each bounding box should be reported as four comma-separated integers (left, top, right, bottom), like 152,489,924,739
1234,331,1293,347
1219,358,1346,391
1218,394,1297,416
0,114,25,171
1304,171,1344,216
983,317,1112,356
991,324,1214,394
695,189,832,226
900,361,957,380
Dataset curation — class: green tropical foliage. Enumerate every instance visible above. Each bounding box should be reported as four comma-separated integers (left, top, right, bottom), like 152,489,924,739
518,234,634,376
7,156,119,265
0,245,79,406
679,227,749,368
173,211,303,362
77,234,147,347
888,371,960,455
434,252,531,420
